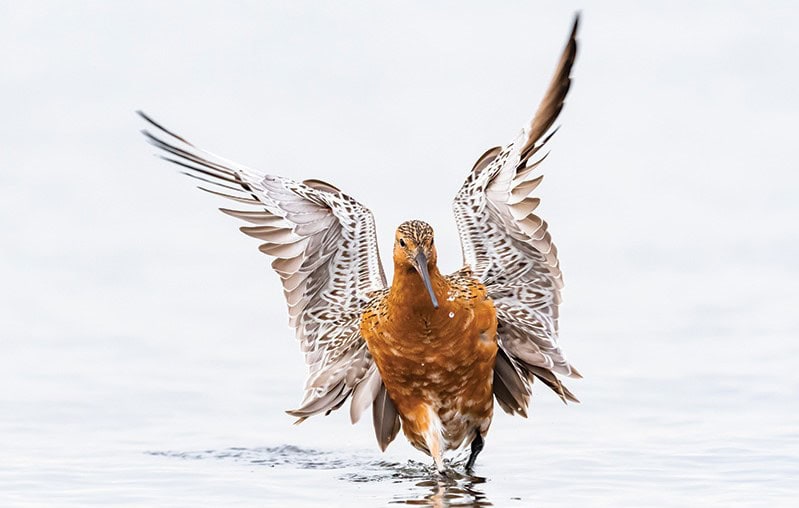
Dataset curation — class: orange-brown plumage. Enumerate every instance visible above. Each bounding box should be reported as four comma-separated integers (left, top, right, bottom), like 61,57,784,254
360,220,498,470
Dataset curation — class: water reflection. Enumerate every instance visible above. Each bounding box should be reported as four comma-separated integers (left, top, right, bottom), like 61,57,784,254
395,474,490,507
147,446,491,506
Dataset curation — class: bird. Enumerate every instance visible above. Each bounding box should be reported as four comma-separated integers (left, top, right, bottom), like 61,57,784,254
139,14,581,473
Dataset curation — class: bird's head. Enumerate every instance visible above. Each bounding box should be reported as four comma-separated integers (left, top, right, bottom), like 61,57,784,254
393,220,439,309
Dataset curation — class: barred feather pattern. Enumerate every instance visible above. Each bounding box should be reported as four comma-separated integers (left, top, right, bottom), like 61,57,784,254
452,14,581,416
138,112,393,426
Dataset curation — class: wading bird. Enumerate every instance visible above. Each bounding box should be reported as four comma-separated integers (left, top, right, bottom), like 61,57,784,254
140,15,581,473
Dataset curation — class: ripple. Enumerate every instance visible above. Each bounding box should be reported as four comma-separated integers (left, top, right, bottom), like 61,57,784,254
146,445,492,506
145,445,353,469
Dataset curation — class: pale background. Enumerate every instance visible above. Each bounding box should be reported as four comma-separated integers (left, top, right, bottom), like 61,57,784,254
1,1,798,506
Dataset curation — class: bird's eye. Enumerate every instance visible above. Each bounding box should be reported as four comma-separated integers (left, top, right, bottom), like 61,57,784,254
399,238,406,248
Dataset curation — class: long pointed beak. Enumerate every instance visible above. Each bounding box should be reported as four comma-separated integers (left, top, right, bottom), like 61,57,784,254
414,251,439,309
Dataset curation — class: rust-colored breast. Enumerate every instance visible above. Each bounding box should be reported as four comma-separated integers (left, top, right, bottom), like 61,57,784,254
360,271,498,453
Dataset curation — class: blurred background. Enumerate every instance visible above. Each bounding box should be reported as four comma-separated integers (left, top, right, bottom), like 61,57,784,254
1,1,797,506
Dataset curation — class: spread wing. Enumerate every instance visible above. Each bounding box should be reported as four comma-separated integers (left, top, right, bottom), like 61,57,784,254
452,15,581,416
139,112,399,433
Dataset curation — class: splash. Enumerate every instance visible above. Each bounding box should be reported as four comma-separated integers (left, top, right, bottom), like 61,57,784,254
146,445,492,506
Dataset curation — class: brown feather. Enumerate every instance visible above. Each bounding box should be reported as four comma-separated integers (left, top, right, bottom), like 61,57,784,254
519,13,579,166
372,383,401,451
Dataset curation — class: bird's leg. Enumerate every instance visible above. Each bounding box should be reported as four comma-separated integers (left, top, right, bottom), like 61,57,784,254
464,430,484,471
430,437,447,474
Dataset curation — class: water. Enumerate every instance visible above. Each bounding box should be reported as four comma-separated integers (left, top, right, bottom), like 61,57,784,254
2,248,797,506
2,2,799,506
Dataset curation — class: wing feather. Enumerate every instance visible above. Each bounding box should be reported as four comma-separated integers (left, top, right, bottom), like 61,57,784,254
140,112,393,431
452,15,581,413
372,383,401,452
